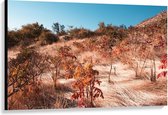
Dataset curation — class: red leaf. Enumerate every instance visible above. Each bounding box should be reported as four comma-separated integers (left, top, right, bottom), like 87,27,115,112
71,92,79,100
157,71,167,78
77,98,85,108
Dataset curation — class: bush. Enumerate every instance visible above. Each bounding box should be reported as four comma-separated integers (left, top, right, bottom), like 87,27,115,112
7,30,22,48
59,35,72,41
8,23,45,48
8,83,76,109
95,23,128,39
8,47,49,98
39,31,59,45
68,28,94,39
20,22,44,39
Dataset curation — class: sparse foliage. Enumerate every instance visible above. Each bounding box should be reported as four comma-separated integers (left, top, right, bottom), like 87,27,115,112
8,48,48,97
71,62,104,107
157,54,167,78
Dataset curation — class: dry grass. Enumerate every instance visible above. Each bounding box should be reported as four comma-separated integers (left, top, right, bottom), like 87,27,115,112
8,82,76,110
134,78,167,93
55,83,74,93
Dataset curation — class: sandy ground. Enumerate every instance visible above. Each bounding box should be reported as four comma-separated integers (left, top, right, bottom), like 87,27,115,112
8,40,167,108
38,61,167,107
94,63,167,107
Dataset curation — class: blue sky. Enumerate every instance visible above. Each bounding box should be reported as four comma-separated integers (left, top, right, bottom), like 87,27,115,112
8,0,167,31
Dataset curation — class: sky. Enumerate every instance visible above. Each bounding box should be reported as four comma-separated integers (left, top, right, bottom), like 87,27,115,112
8,0,167,31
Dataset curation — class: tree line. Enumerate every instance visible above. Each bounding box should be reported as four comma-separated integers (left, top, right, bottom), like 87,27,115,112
8,21,130,48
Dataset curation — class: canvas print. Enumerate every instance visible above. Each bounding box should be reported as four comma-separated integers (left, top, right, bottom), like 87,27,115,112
6,0,167,110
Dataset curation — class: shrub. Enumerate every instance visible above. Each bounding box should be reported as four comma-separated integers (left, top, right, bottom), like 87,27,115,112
8,48,49,98
59,35,72,41
68,28,94,39
96,23,128,39
7,30,22,48
39,31,59,45
8,83,76,109
20,22,44,39
8,23,45,48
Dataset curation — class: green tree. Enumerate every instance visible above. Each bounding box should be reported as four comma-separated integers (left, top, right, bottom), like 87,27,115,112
52,22,60,34
60,25,65,33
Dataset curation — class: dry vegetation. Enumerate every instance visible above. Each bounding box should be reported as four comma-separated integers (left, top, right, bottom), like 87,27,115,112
7,11,167,109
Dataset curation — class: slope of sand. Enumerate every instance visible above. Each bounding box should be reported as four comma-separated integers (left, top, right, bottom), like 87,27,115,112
8,39,167,108
39,62,167,107
94,63,167,107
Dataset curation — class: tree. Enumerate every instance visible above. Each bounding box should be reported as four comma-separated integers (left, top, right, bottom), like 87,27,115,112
119,24,127,29
52,22,66,35
71,62,104,107
98,22,105,29
48,55,62,90
60,25,65,33
52,22,60,34
48,46,77,90
68,25,73,30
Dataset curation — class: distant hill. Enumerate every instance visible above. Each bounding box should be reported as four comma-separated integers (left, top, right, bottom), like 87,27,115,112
123,10,167,58
136,11,167,28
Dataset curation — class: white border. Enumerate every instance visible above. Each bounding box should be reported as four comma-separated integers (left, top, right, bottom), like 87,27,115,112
0,0,167,115
18,0,168,6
